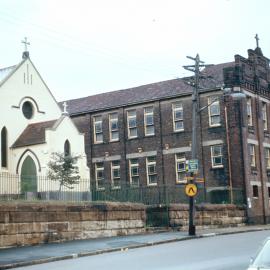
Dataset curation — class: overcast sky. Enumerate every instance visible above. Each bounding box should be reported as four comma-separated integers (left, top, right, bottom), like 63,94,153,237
0,0,269,101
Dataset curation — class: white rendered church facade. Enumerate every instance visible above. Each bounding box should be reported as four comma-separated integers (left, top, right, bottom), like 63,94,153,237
0,51,89,198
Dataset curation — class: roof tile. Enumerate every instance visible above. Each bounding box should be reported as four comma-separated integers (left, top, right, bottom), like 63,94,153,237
64,62,234,115
12,120,57,148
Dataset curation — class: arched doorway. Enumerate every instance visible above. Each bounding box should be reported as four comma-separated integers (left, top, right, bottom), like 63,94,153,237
21,156,37,192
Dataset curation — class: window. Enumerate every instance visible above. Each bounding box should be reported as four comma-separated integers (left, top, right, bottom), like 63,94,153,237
95,163,105,190
208,96,220,126
175,153,186,183
144,107,155,136
93,115,103,143
127,110,137,138
211,145,223,168
265,148,270,169
111,160,120,189
109,113,119,141
268,187,270,198
249,144,256,167
64,140,70,157
22,101,34,119
252,185,259,198
173,102,184,132
146,156,157,185
1,127,7,168
129,159,139,187
262,102,268,131
247,97,253,126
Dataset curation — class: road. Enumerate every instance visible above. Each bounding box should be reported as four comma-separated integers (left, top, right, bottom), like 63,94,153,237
16,230,270,270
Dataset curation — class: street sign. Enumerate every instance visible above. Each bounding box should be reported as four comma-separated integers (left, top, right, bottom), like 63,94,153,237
185,183,198,197
188,159,199,173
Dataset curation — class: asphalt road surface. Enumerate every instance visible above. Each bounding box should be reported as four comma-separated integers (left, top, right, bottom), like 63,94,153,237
16,230,270,270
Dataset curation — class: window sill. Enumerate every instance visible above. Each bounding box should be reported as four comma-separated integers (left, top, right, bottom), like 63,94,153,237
128,136,138,140
174,129,185,133
94,142,104,145
209,124,221,128
147,183,158,187
176,180,187,184
211,165,224,169
145,134,155,138
109,140,120,143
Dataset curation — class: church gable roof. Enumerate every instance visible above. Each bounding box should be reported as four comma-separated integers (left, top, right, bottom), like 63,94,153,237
64,62,234,116
0,65,17,84
12,120,57,148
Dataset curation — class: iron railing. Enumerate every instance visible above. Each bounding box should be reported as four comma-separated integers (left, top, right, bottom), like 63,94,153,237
0,172,90,201
0,172,245,205
92,185,245,205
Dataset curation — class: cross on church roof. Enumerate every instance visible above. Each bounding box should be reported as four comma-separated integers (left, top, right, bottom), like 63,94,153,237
21,37,30,52
255,33,259,48
62,101,68,115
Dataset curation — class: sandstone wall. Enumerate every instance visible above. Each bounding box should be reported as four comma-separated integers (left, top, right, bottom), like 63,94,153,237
0,202,146,248
169,204,246,229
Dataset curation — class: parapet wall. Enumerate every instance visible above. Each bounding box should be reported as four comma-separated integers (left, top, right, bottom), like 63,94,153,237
0,202,146,248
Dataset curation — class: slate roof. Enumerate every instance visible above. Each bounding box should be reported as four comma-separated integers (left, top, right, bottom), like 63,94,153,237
64,62,234,116
0,65,17,83
12,120,57,148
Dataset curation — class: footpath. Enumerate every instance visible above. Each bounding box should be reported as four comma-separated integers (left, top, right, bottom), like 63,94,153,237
0,224,270,269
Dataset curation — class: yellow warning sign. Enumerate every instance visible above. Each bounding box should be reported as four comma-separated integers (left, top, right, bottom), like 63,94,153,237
185,183,198,197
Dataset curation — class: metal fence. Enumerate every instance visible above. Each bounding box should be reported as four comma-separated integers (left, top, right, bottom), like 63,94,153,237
0,172,91,201
0,172,245,205
92,185,245,205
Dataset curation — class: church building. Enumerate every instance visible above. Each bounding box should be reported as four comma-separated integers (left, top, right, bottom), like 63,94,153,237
0,42,89,198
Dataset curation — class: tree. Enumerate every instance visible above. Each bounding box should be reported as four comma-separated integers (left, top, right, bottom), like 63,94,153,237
47,152,81,194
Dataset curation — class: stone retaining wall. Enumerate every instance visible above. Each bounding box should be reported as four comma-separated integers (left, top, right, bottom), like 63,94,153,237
169,204,246,229
0,202,247,248
0,202,146,248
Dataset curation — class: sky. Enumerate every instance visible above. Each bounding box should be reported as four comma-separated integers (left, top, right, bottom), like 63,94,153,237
0,0,269,101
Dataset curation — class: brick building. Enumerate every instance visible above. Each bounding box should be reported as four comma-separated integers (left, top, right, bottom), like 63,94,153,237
65,43,270,224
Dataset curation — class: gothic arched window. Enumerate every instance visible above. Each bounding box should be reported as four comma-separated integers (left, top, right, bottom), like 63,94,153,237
64,140,71,157
1,127,7,168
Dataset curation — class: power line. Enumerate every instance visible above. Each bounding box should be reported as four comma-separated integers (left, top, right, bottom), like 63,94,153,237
0,10,182,77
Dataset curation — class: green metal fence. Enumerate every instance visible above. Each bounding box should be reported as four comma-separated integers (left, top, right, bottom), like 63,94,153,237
0,172,245,205
91,185,245,205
